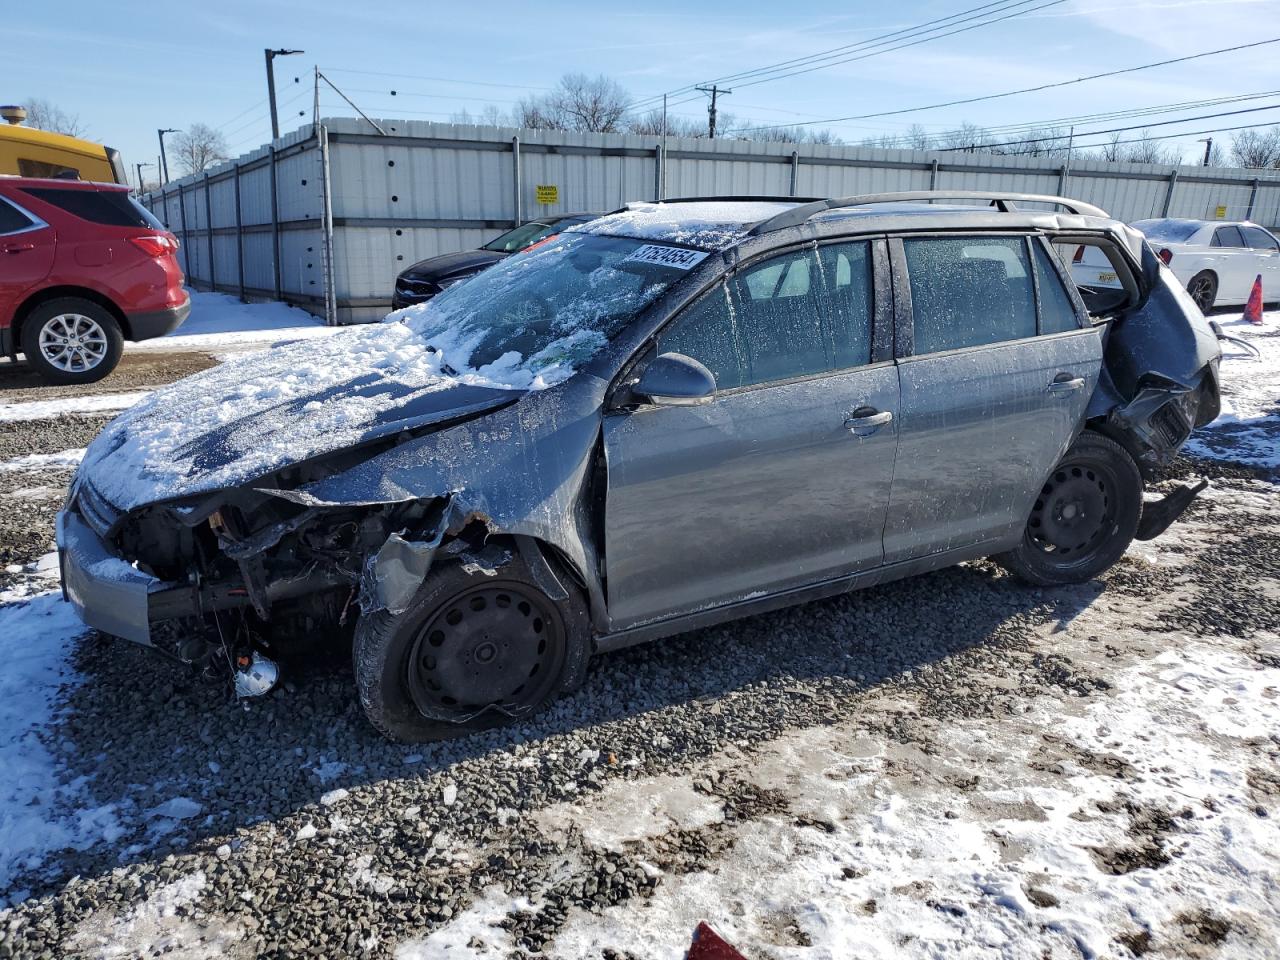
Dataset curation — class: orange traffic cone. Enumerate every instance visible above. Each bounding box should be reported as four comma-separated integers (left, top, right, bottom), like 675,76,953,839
1244,273,1264,325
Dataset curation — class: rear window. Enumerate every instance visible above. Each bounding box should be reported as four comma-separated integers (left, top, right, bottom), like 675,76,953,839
18,158,79,180
1131,219,1201,243
904,236,1036,354
20,188,164,229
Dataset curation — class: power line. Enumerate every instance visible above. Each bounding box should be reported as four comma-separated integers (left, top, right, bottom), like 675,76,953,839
628,0,1058,111
736,36,1280,134
940,100,1280,151
859,89,1280,148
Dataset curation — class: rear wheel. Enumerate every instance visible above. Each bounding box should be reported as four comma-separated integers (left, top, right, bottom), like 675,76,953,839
20,297,123,385
1186,270,1218,313
996,431,1142,587
353,555,590,742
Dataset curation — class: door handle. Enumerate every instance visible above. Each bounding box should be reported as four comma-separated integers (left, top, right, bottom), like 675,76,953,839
844,409,893,436
1048,374,1085,394
2,243,35,254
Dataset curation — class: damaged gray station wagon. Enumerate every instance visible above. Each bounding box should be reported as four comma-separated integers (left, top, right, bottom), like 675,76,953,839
58,192,1222,741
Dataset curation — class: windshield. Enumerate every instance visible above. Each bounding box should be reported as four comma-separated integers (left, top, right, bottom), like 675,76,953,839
1132,219,1201,243
393,232,706,382
482,220,560,253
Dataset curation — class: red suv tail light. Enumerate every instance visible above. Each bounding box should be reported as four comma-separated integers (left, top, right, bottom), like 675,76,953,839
1158,247,1173,265
129,234,178,258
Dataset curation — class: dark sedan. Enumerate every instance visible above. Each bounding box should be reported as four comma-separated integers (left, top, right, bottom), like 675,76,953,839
391,213,600,309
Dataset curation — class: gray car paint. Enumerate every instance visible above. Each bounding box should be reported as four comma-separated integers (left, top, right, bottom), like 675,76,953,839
58,196,1220,659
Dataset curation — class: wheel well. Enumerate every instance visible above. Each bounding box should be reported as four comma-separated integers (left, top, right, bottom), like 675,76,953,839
1084,418,1155,482
10,286,130,354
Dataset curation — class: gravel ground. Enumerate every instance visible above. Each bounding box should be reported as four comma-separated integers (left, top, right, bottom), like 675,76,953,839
0,336,1277,958
0,352,218,404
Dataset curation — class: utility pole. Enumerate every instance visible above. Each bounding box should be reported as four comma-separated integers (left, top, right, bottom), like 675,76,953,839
265,47,305,140
696,84,731,139
134,161,153,196
1198,137,1214,166
157,128,177,183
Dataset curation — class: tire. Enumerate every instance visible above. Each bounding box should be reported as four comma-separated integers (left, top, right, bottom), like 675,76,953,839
1186,270,1218,314
20,297,124,385
353,553,591,742
996,431,1143,587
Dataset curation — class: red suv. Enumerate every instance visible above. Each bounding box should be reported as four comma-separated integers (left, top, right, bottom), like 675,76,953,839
0,177,189,384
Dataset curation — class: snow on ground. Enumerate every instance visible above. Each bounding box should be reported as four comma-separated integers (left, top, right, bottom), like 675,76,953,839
0,590,124,907
1184,311,1280,467
0,392,151,423
127,290,331,354
0,448,85,473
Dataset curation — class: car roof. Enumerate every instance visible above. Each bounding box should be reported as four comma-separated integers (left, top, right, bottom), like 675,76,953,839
0,175,129,192
577,193,1122,251
1133,217,1263,230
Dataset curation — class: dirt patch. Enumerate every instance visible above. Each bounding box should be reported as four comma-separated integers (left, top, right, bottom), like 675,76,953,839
1088,801,1182,876
1115,928,1152,955
1175,908,1232,946
0,351,218,400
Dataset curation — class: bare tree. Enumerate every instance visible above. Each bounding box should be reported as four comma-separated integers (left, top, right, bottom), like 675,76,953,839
22,98,86,137
1230,128,1280,168
1124,131,1174,165
173,123,229,175
936,122,996,152
516,73,630,133
628,108,706,138
449,105,508,127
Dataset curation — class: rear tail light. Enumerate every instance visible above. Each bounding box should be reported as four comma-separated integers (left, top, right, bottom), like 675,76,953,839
129,234,178,258
1158,247,1173,265
1072,245,1085,264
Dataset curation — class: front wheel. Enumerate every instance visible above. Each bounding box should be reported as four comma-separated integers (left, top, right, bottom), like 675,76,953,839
353,554,590,742
996,431,1142,587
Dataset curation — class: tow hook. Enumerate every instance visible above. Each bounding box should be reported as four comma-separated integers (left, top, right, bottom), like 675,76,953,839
1136,479,1209,541
234,651,280,697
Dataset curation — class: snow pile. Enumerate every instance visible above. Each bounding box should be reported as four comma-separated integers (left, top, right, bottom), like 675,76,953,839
578,200,796,249
0,592,124,905
1185,310,1280,467
130,290,334,354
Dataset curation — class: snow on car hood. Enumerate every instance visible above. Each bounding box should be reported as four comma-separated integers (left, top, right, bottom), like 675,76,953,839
79,308,592,512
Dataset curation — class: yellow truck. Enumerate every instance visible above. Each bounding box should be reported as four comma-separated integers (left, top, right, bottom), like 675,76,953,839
0,106,125,183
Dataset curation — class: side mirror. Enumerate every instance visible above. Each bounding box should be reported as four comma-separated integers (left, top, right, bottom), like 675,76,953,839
633,352,716,406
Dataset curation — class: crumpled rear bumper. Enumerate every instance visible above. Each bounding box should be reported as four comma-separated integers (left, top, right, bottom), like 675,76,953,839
57,509,169,646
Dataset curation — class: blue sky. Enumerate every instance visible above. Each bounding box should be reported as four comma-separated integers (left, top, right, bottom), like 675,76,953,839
9,0,1280,181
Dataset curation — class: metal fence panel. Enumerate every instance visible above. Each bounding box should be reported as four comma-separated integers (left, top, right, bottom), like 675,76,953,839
143,116,1280,324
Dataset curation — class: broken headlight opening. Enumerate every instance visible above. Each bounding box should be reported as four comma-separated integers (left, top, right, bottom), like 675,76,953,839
88,481,460,694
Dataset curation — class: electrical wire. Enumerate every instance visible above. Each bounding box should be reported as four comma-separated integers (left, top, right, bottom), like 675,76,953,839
735,36,1280,133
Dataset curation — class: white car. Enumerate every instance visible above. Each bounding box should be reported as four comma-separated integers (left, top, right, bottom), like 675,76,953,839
1129,218,1280,312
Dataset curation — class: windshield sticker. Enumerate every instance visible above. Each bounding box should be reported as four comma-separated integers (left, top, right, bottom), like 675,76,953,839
623,244,709,270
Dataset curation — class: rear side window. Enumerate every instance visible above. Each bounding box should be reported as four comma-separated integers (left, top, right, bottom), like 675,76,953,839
0,198,34,234
1242,226,1279,251
20,188,164,229
904,237,1036,354
657,241,874,389
1032,242,1081,334
1211,226,1246,248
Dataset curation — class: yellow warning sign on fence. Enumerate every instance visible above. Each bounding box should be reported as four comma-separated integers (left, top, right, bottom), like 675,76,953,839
536,184,559,205
1214,205,1228,219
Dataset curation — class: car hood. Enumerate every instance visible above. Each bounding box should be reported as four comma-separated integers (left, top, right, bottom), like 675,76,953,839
78,325,525,513
400,249,508,283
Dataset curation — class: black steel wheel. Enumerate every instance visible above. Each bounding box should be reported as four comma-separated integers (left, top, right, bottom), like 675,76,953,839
1187,271,1217,313
996,431,1142,587
406,581,566,719
353,552,590,742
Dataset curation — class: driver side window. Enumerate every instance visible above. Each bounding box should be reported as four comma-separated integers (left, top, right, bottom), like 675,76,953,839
657,244,856,390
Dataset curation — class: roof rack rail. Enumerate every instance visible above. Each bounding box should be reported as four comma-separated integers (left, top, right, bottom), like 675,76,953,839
746,191,1110,236
620,195,821,213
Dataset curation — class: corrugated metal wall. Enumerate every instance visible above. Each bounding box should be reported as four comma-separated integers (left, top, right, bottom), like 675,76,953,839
143,117,1280,324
